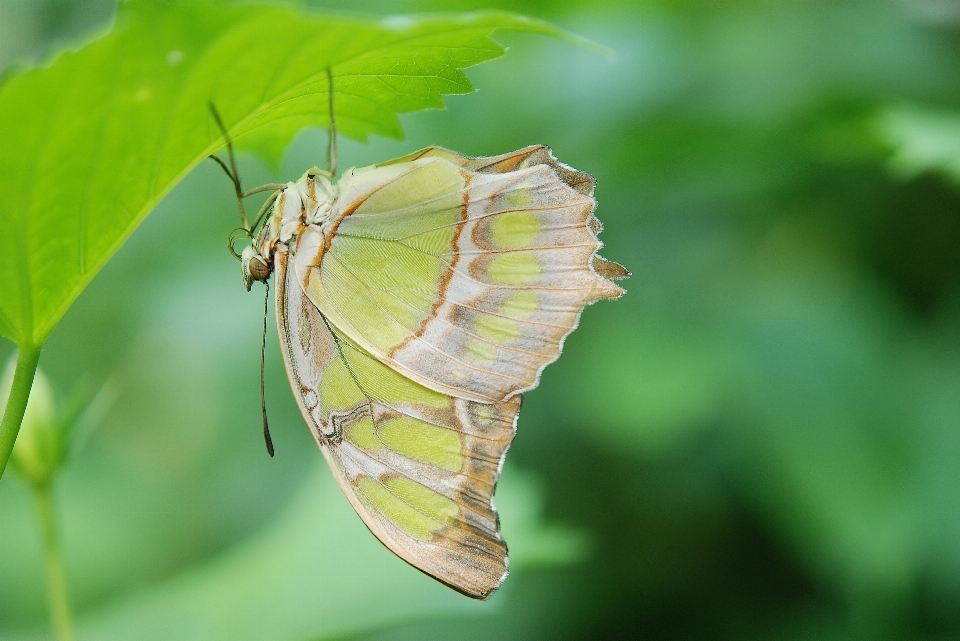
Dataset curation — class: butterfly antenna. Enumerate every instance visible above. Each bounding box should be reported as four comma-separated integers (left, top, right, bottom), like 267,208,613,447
261,281,275,457
327,67,338,177
209,102,250,230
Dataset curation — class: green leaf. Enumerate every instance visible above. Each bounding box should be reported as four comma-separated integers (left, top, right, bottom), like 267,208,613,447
0,1,575,347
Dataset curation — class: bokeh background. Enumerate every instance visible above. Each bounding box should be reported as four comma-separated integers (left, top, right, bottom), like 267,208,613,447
2,0,960,638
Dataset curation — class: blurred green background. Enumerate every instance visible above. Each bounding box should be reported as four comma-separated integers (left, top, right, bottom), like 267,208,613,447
2,0,960,639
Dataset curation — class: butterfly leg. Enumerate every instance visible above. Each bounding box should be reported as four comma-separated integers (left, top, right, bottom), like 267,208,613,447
208,103,285,235
208,102,250,229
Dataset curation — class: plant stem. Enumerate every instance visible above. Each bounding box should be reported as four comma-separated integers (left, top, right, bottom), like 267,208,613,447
34,482,75,641
0,342,42,479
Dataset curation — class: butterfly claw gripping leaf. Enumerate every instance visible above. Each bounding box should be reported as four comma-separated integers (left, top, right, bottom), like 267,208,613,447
241,145,628,599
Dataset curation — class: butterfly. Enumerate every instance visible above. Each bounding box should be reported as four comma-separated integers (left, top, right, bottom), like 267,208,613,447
212,91,627,599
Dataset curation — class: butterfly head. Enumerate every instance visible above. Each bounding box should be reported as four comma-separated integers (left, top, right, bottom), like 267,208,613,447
241,244,272,292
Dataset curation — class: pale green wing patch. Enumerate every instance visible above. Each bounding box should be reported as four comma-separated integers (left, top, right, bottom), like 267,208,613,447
299,147,627,403
275,251,518,599
298,159,465,351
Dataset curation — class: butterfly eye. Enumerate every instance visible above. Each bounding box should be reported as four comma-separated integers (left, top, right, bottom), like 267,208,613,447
241,245,272,291
248,255,272,281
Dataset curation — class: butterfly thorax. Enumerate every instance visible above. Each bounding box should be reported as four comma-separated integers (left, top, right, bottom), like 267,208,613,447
241,170,338,291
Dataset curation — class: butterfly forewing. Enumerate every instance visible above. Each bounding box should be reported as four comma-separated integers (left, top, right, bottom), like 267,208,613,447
275,250,518,599
295,147,627,403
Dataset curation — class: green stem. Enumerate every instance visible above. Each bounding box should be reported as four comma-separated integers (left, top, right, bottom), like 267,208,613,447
0,342,42,480
34,482,75,641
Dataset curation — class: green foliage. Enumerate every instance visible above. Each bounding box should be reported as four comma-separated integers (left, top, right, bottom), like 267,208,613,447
3,0,960,639
0,0,569,348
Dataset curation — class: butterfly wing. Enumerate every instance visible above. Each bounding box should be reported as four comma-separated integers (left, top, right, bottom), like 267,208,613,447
295,146,628,403
275,250,518,599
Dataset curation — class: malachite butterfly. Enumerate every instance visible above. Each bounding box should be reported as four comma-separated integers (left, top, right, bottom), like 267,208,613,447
227,137,628,599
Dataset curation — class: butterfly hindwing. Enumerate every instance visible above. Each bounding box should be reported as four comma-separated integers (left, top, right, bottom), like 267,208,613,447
275,250,518,599
294,146,627,403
